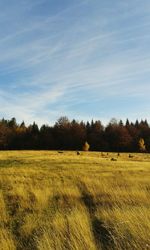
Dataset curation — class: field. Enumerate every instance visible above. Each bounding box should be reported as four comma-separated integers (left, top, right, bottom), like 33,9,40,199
0,151,150,250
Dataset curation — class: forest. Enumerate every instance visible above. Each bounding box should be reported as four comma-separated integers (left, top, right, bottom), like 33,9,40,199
0,117,150,152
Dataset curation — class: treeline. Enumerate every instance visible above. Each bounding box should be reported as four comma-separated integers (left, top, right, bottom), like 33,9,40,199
0,117,150,152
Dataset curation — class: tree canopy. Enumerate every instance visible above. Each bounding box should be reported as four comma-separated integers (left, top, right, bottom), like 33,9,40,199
0,117,150,152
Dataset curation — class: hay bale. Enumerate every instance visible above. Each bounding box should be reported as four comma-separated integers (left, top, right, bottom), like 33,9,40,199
111,158,117,161
129,154,133,158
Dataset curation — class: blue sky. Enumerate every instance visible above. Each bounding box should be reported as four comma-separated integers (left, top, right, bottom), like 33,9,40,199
0,0,150,125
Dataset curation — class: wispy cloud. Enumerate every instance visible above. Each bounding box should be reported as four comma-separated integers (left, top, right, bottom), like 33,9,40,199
0,0,150,125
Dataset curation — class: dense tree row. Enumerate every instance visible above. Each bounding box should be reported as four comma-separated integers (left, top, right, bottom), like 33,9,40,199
0,117,150,152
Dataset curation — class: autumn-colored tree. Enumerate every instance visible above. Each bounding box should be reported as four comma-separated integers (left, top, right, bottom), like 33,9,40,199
138,138,146,152
0,117,150,152
82,141,90,151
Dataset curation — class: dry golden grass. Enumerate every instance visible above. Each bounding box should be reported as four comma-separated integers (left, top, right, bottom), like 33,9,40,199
0,151,150,250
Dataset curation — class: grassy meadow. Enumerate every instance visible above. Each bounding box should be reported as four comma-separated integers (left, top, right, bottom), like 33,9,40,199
0,151,150,250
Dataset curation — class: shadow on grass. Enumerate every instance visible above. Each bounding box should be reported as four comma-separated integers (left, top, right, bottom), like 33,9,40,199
4,193,41,250
79,181,114,250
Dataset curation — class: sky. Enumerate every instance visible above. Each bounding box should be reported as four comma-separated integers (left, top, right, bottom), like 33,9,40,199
0,0,150,126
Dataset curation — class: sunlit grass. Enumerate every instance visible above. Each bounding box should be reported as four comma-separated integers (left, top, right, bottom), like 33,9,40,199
0,151,150,249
